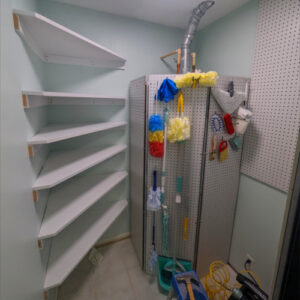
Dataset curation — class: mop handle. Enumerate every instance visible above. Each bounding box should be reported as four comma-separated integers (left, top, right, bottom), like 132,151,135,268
153,170,157,191
176,176,182,193
152,212,156,248
161,108,168,202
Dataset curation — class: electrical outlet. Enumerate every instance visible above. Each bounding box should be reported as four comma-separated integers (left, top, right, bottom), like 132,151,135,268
246,253,255,269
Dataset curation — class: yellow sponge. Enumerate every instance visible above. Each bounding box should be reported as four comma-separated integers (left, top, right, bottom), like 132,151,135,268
148,130,164,143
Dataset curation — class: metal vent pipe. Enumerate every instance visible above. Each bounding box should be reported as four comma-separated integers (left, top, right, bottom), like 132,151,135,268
180,1,215,74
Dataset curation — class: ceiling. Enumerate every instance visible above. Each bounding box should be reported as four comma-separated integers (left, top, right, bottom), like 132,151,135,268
53,0,251,30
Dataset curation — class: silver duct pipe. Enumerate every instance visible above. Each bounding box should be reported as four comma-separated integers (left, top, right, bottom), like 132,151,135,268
181,1,215,73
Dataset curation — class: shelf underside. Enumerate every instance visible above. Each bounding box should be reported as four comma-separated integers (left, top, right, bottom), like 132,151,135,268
44,199,128,289
22,91,126,108
28,122,126,145
33,144,127,190
39,171,128,239
13,10,126,68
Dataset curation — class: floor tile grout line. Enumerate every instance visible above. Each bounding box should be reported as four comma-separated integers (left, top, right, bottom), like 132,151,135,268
125,265,139,300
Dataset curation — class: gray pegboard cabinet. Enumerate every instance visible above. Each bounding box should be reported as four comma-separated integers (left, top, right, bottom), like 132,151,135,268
129,74,250,276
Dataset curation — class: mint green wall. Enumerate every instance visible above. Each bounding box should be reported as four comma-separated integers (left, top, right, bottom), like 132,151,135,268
195,0,258,77
230,175,286,293
0,0,48,299
38,0,184,242
1,1,184,299
196,0,287,294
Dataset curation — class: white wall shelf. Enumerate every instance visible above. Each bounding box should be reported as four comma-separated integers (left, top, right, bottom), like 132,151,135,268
39,171,128,239
28,122,126,145
33,144,127,191
13,10,126,68
22,91,126,108
44,199,128,289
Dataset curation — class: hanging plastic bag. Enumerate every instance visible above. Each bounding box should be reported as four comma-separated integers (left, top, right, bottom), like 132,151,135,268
235,106,252,135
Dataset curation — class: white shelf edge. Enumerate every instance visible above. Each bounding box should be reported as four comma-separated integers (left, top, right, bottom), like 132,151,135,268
38,171,128,239
44,199,128,290
33,144,127,190
13,10,126,68
22,91,126,108
28,122,126,145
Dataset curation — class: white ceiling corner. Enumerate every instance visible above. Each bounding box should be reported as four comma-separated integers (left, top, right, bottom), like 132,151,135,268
51,0,251,30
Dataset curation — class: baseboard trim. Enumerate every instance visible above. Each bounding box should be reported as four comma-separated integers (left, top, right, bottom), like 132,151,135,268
95,232,131,248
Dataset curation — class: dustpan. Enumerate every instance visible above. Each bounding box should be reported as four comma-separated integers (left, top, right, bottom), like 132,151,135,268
158,256,192,291
168,91,190,143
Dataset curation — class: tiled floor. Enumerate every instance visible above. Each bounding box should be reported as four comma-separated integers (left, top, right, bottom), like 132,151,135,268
58,238,167,300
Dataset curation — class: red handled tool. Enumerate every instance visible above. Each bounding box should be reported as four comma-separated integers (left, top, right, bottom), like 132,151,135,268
224,113,235,135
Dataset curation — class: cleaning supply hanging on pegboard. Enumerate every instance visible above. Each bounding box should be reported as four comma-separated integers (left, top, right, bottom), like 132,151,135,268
219,139,228,162
224,113,235,135
161,108,169,257
149,88,164,158
147,170,161,211
174,71,218,89
148,171,160,272
229,135,242,151
157,78,178,103
212,81,246,114
209,113,223,161
168,91,191,143
234,106,253,135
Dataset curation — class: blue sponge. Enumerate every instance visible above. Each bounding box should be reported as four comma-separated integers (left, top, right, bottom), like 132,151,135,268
149,114,163,132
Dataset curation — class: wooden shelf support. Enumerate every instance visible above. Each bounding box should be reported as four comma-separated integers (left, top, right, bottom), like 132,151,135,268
38,239,43,250
32,190,38,203
160,48,181,74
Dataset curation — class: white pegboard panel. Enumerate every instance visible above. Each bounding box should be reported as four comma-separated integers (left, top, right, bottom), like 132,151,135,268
197,76,250,276
241,0,300,192
129,76,146,268
143,75,249,274
144,74,208,273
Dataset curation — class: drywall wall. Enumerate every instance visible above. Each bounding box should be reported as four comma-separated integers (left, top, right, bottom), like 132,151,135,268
230,175,286,292
195,0,257,77
196,0,288,294
0,0,48,299
0,0,184,298
38,0,184,241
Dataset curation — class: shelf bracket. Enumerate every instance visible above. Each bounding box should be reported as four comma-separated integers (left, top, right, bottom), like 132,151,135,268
22,94,28,108
38,239,44,250
43,290,48,300
28,145,34,158
12,13,20,31
32,190,38,203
